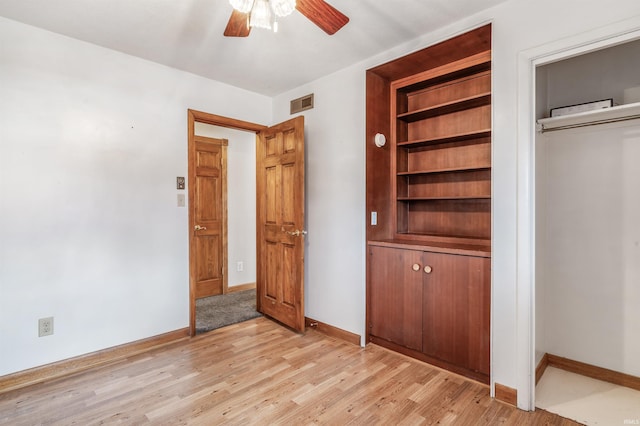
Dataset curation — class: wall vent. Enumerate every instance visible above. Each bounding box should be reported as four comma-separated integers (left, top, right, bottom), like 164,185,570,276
290,93,314,114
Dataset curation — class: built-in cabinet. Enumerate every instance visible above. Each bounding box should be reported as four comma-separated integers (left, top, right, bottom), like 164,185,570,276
368,244,490,382
366,24,492,384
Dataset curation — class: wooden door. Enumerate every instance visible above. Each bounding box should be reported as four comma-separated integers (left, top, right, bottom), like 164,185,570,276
189,136,228,299
422,252,490,375
256,116,305,332
368,245,423,350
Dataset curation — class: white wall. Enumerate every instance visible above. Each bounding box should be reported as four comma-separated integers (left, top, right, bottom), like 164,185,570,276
272,67,367,342
272,0,640,407
535,42,640,376
194,123,257,288
540,39,640,114
537,123,640,376
0,17,270,376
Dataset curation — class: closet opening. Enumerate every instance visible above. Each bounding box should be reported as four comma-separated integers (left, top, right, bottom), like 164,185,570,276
533,36,640,424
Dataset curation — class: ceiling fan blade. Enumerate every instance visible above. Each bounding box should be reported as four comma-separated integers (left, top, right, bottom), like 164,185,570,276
296,0,349,35
224,9,251,37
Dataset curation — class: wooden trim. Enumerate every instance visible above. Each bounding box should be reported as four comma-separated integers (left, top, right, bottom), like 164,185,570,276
188,109,267,133
227,282,256,293
194,135,230,145
188,110,196,336
305,317,361,346
222,142,228,295
494,383,518,407
547,353,640,392
391,50,492,90
535,353,549,385
0,328,189,395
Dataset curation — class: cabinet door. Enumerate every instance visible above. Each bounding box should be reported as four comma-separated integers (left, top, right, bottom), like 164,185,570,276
422,252,490,374
369,246,423,351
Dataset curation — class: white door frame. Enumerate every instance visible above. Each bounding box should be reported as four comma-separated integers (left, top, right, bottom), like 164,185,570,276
515,17,640,410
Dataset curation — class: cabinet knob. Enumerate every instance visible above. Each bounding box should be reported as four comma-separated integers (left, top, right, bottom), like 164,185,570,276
424,265,433,274
412,263,421,271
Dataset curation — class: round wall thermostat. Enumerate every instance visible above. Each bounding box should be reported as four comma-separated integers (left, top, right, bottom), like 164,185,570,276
374,133,386,147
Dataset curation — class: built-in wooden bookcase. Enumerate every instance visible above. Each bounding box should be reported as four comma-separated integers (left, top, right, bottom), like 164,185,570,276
391,51,492,244
366,24,492,384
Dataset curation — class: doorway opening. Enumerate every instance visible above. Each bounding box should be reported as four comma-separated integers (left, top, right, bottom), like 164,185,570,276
193,124,259,333
515,19,640,418
187,110,266,336
187,110,307,336
533,38,640,424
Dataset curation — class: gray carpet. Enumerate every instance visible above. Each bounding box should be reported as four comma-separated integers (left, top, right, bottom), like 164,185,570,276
195,289,262,334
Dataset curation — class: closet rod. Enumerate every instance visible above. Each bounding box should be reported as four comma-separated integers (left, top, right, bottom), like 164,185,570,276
538,113,640,133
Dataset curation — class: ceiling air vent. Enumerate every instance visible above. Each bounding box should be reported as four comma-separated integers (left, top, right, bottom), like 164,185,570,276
290,93,314,114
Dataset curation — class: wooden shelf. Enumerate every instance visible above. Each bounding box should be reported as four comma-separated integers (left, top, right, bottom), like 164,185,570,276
398,165,490,176
397,93,491,123
369,238,491,257
397,129,491,148
398,195,491,201
393,50,492,92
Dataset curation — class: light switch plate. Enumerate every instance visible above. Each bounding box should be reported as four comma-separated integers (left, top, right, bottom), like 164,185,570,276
176,177,185,190
177,194,185,207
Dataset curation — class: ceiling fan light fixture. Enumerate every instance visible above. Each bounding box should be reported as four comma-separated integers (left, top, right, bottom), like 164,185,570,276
249,0,272,30
229,0,254,14
271,0,296,17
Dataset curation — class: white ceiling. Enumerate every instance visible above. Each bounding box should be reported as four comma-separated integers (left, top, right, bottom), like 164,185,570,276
0,0,506,96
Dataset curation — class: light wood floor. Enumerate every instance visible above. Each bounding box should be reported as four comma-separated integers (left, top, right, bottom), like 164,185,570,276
0,317,579,425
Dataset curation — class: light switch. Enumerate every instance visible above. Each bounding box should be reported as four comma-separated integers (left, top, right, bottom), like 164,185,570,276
176,177,185,190
177,194,185,207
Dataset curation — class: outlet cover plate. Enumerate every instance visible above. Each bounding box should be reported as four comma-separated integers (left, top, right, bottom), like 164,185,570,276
38,317,54,337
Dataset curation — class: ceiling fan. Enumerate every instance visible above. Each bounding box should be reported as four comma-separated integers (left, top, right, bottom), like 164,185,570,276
224,0,349,37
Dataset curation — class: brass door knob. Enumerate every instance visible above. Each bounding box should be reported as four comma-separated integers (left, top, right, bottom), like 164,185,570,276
285,229,307,237
194,225,207,231
412,263,421,271
424,265,432,274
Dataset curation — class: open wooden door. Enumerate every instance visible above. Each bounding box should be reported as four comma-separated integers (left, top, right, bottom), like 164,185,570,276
256,116,305,332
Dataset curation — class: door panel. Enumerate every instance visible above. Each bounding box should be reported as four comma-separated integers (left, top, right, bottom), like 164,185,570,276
194,234,222,298
282,243,296,307
265,166,279,224
196,176,219,221
257,116,305,332
282,163,295,223
422,252,490,375
369,245,423,351
189,136,228,300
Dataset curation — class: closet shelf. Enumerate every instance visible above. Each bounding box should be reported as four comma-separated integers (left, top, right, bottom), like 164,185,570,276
397,93,491,123
537,101,640,132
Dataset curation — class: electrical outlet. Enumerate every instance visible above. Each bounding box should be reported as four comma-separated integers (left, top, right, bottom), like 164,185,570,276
38,317,54,337
237,261,244,272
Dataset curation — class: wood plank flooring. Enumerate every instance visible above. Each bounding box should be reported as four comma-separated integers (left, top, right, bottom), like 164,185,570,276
0,317,579,425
